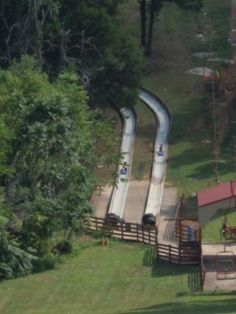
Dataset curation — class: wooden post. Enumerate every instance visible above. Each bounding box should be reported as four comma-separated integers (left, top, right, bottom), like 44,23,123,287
136,224,139,242
199,228,202,263
169,245,171,263
155,227,158,246
95,217,98,230
121,222,124,240
179,220,182,264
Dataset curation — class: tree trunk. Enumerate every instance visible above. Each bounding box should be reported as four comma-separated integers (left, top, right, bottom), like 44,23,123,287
139,0,146,47
32,0,44,66
145,0,155,55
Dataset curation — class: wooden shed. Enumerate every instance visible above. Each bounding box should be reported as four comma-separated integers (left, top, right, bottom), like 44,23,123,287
197,181,236,227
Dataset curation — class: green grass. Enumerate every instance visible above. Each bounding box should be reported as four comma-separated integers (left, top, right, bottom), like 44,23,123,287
202,209,236,243
1,238,236,314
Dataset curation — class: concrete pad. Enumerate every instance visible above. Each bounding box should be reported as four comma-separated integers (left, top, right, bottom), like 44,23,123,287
123,180,149,224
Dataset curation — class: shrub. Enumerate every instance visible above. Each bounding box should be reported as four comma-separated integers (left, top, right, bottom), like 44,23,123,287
33,253,56,273
53,240,73,255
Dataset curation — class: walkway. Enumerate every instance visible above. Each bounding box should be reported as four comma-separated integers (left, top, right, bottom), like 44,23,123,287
203,243,236,290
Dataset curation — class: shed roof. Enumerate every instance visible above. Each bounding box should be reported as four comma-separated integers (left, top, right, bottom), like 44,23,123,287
197,181,236,207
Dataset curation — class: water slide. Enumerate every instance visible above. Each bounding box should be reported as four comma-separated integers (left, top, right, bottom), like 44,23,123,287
107,90,170,225
139,89,170,225
107,107,136,222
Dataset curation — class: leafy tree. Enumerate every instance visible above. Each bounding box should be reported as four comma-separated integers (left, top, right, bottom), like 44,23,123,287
0,56,118,256
0,0,143,108
0,230,37,280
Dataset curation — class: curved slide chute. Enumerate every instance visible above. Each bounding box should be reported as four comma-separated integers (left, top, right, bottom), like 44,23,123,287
107,107,136,223
138,89,170,225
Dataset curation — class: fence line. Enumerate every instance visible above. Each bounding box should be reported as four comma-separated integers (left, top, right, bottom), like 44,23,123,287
157,242,201,265
199,254,206,290
85,216,201,265
85,216,158,246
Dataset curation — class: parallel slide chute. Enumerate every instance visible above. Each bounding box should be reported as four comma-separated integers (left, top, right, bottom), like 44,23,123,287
138,89,170,225
107,89,170,226
107,108,136,223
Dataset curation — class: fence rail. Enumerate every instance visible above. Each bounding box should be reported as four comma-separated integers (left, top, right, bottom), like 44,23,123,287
86,216,158,246
85,216,201,265
157,242,201,265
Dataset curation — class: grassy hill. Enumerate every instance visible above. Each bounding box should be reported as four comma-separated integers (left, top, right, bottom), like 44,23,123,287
0,238,236,314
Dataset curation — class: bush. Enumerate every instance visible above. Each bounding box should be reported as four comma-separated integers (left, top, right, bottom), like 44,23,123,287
33,253,56,273
53,240,73,255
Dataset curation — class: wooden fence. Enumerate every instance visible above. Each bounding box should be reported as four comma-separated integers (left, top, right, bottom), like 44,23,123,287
86,216,158,246
156,241,201,265
86,216,201,265
199,255,206,290
174,195,200,242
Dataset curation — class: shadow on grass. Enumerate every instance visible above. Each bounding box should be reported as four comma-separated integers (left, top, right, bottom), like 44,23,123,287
188,269,201,292
118,297,236,314
143,248,200,286
169,138,235,181
143,247,156,267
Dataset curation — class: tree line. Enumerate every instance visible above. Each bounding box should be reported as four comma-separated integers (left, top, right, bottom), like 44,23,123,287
0,0,143,280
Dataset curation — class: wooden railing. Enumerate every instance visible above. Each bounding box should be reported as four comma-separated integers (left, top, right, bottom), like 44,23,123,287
86,216,158,246
156,241,201,265
174,195,200,242
85,216,201,265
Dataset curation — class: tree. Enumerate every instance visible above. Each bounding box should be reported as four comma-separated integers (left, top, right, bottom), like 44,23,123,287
0,56,118,256
138,0,203,55
0,0,142,109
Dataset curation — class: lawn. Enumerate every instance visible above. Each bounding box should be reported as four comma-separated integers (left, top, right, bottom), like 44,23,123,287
1,238,236,314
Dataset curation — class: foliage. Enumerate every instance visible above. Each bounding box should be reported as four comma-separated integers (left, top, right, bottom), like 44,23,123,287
0,56,118,279
0,0,143,108
53,240,72,255
0,230,37,280
32,253,56,273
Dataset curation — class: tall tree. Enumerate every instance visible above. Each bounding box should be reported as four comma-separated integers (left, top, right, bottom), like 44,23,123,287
138,0,147,47
0,56,118,253
0,0,142,108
